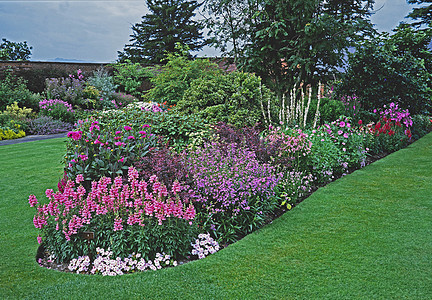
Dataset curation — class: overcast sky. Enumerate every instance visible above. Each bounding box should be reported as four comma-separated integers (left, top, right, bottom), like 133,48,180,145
0,0,421,63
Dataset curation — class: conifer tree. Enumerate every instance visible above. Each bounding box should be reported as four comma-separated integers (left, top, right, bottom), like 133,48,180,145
407,0,432,27
118,0,206,64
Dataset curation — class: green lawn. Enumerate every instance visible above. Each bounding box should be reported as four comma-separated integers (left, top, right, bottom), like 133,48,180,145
1,135,431,299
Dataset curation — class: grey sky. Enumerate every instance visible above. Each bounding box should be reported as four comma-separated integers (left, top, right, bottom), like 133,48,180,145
0,0,421,63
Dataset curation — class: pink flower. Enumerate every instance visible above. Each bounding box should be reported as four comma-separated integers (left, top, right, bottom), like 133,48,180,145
28,194,38,207
113,218,123,231
343,133,349,138
118,157,125,163
79,154,88,161
115,131,122,135
124,125,132,131
337,130,343,135
37,236,42,244
127,136,135,140
115,141,122,146
76,174,84,184
139,131,146,135
142,124,150,128
67,131,82,140
339,121,346,127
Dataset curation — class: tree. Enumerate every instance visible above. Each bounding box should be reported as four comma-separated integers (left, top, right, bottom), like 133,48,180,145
336,25,432,115
406,0,432,27
239,0,375,101
203,0,260,62
118,0,206,64
0,38,32,61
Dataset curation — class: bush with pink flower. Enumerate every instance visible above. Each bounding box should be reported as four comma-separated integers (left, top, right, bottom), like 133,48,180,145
39,99,75,123
30,167,198,263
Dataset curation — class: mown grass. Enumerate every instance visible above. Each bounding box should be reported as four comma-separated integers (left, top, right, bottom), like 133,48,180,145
1,135,431,299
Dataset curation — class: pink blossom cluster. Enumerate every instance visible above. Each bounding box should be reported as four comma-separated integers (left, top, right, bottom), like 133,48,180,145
266,126,312,158
29,167,196,241
376,102,413,128
39,99,74,112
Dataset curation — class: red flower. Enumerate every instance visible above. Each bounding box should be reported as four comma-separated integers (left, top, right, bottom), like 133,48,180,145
358,120,363,125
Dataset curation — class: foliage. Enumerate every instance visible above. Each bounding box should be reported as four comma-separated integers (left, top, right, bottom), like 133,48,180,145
275,171,314,209
64,117,156,187
110,92,138,108
45,70,86,107
203,0,258,62
306,96,345,125
0,38,32,61
410,114,432,140
27,116,73,135
184,141,281,243
406,0,432,27
118,0,206,64
144,46,223,106
39,99,75,123
111,60,153,98
210,122,281,164
29,167,197,263
264,126,312,172
336,26,432,115
177,70,277,128
86,67,118,103
361,102,413,154
0,125,25,140
0,69,35,111
240,0,375,102
134,142,200,205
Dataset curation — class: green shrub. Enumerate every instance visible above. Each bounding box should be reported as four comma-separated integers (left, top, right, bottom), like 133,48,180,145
178,71,277,128
307,97,345,125
143,48,223,106
111,60,153,98
0,69,35,111
86,67,118,105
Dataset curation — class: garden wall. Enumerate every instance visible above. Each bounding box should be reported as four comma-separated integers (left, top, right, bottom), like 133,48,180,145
0,58,236,94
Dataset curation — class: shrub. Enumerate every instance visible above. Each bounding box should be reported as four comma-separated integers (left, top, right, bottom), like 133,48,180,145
45,70,86,107
143,50,223,106
64,116,156,186
28,116,73,135
39,99,75,123
184,142,281,243
306,97,345,125
177,71,277,128
361,102,413,154
134,142,201,205
86,67,117,101
410,114,432,140
275,171,314,209
336,30,432,115
29,167,197,263
112,60,153,98
0,69,35,111
0,125,25,140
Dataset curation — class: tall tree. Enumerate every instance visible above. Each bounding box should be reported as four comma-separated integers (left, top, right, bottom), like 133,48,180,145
406,0,432,27
240,0,375,100
118,0,206,64
203,0,260,62
0,38,32,61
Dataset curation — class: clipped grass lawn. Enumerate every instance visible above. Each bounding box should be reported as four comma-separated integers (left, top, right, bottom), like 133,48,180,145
1,134,431,299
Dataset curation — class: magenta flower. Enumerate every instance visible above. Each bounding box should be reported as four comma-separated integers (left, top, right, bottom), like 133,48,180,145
142,124,150,128
79,154,88,161
124,125,132,131
28,194,38,207
339,121,346,127
139,131,146,135
337,130,343,135
113,218,123,231
37,236,42,244
76,174,84,184
343,133,349,138
67,131,82,140
115,141,122,146
118,157,125,163
115,131,122,135
128,136,135,140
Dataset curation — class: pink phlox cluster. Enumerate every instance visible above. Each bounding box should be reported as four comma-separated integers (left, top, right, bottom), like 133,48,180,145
380,102,413,128
39,99,74,112
266,127,312,158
